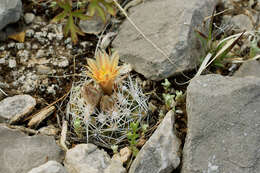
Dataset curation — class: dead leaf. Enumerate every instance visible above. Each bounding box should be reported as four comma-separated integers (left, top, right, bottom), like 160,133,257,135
8,31,26,43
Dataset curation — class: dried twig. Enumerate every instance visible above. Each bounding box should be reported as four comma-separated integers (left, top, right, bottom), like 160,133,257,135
5,124,38,134
60,120,68,151
0,88,8,96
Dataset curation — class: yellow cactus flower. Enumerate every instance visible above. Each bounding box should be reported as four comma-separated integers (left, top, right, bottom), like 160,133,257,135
86,51,120,95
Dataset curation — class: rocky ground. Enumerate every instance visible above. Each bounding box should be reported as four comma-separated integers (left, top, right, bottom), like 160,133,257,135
0,0,260,173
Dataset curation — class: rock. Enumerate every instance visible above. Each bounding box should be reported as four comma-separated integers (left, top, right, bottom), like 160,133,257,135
113,0,216,80
28,161,68,173
8,59,16,68
182,74,260,173
129,110,181,173
16,43,24,50
36,49,45,58
0,0,22,30
234,60,260,78
0,124,63,173
36,65,52,75
39,125,60,136
28,106,56,128
24,13,35,24
0,57,5,64
104,158,126,173
64,144,111,173
26,29,35,38
79,14,106,35
55,57,69,68
223,14,254,31
0,95,36,123
119,147,132,163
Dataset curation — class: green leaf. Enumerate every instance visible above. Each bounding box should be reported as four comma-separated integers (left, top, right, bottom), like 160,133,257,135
103,2,116,16
87,0,116,22
72,10,91,20
51,11,67,23
249,40,260,58
96,5,107,22
208,7,216,42
87,2,97,17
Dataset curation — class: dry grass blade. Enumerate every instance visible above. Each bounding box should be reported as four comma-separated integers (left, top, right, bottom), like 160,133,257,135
194,53,213,77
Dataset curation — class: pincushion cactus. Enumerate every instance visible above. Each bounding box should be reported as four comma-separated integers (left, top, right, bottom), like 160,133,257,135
66,51,149,148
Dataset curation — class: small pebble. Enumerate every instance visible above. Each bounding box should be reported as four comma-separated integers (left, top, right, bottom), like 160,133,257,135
0,58,5,64
36,49,45,58
16,43,24,50
32,44,39,50
47,33,56,41
57,57,69,67
8,59,16,68
64,38,71,44
36,65,51,75
26,29,35,38
7,42,15,48
0,46,5,51
25,42,31,50
24,13,35,24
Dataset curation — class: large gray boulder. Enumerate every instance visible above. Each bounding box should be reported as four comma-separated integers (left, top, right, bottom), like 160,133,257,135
129,110,181,173
0,125,63,173
182,74,260,173
113,0,216,80
0,0,22,30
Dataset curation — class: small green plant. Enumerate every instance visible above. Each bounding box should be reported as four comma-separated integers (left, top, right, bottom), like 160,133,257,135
87,0,116,22
52,0,116,44
52,0,90,44
195,8,244,69
73,117,84,138
162,93,175,111
111,144,119,154
127,122,140,157
161,79,171,91
175,90,184,103
249,38,260,58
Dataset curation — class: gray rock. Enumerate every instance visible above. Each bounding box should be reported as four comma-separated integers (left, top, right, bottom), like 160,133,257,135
16,43,24,50
0,95,36,123
182,74,260,173
0,125,63,173
104,158,126,173
8,59,16,68
24,13,35,24
0,0,22,30
113,0,216,80
36,65,52,75
8,42,15,48
36,49,45,58
64,144,111,173
39,125,60,136
56,57,69,68
26,29,35,38
223,14,254,31
234,60,260,78
79,15,106,35
28,161,68,173
129,110,181,173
